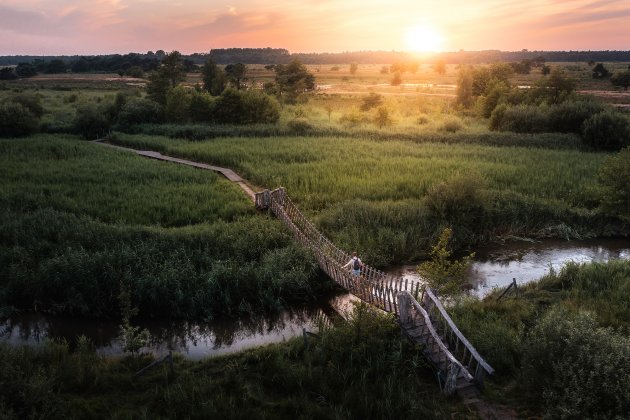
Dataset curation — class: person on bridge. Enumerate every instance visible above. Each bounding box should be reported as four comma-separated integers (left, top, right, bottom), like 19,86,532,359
342,252,363,278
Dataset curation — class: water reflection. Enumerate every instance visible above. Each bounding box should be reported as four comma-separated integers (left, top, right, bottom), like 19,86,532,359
470,238,630,296
0,301,343,360
384,238,630,297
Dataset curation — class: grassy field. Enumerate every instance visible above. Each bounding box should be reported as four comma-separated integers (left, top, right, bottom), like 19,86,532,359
110,132,617,266
0,135,332,319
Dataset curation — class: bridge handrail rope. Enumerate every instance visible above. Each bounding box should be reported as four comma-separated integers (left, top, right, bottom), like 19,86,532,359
399,292,474,386
257,187,493,390
423,288,495,383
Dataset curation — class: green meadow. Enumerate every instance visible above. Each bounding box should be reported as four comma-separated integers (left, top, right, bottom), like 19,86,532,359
110,132,614,266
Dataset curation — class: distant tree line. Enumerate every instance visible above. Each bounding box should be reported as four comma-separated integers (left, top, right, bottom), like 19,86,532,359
3,49,630,69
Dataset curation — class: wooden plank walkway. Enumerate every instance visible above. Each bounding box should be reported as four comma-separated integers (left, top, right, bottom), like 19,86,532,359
92,140,256,201
91,139,494,399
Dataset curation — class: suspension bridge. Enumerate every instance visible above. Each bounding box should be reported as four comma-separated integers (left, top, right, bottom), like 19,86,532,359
94,140,494,400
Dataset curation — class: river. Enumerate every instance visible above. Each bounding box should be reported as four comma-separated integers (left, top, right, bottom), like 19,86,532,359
2,239,628,358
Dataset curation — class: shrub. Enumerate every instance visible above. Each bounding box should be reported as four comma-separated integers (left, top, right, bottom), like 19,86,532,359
188,91,215,123
416,114,430,125
241,90,281,124
0,102,39,137
360,92,383,111
373,106,393,128
339,109,365,127
10,93,44,118
581,110,630,151
165,86,192,123
390,72,402,86
521,307,630,419
212,89,280,124
425,171,488,232
116,98,163,128
438,116,464,133
492,105,549,133
287,117,313,134
547,100,606,133
74,103,111,139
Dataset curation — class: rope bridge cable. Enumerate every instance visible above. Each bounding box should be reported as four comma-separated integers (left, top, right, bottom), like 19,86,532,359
257,187,494,395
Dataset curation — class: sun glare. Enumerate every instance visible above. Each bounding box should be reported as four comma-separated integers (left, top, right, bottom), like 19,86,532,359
405,25,444,52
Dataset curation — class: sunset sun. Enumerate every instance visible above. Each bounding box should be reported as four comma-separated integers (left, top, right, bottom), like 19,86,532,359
405,25,444,52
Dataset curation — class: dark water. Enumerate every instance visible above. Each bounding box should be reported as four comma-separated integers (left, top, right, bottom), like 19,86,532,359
3,239,628,358
0,302,344,360
385,238,630,297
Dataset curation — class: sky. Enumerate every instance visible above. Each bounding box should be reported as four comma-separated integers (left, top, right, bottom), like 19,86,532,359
0,0,629,55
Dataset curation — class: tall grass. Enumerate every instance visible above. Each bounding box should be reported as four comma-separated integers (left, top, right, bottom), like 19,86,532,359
0,305,473,419
110,133,616,265
0,135,330,319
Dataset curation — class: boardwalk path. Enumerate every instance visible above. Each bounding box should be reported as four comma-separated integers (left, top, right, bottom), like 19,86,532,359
93,140,506,415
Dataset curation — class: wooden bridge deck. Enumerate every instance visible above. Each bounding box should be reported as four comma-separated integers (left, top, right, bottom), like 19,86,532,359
91,140,494,397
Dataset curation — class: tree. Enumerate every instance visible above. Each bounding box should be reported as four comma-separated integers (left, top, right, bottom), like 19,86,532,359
160,51,186,87
201,58,227,95
433,58,446,75
611,71,630,90
165,86,192,123
417,227,474,297
274,59,316,103
456,66,474,107
45,59,66,74
125,66,144,78
225,63,247,90
349,62,358,75
390,72,402,86
592,63,610,79
146,51,186,104
373,106,392,128
15,62,37,78
0,67,17,80
531,67,576,104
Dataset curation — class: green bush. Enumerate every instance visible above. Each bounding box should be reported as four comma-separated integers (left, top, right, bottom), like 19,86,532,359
10,92,45,118
547,100,606,133
0,102,39,137
287,117,313,134
165,86,192,124
425,171,489,233
73,103,111,139
492,105,549,133
438,116,464,133
116,98,163,128
212,89,280,124
188,91,215,123
521,306,630,419
581,110,630,151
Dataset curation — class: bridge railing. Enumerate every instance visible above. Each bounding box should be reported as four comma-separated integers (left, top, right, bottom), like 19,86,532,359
422,288,495,387
257,186,494,390
398,291,472,394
